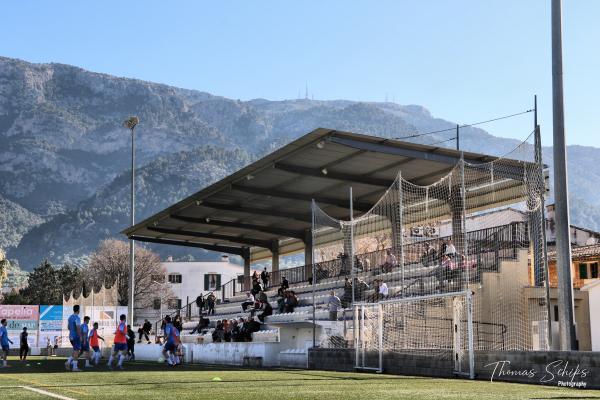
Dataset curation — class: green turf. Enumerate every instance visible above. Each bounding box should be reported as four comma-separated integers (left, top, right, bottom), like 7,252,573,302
0,357,597,400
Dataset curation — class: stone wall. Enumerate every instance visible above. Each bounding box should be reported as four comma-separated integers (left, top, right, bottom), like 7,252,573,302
309,349,600,389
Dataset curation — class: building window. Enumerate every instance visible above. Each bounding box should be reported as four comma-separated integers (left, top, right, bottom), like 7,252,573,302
591,262,599,279
168,273,182,284
151,274,165,283
168,298,182,309
579,263,588,279
153,298,161,310
204,273,221,291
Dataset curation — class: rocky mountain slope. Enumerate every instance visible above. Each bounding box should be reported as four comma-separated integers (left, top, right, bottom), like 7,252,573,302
1,56,599,269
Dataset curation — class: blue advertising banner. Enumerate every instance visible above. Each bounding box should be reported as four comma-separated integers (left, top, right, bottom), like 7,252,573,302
38,305,63,347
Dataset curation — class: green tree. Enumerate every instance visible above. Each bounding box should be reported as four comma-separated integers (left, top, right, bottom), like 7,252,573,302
0,249,9,288
57,263,83,298
1,288,26,305
21,260,62,305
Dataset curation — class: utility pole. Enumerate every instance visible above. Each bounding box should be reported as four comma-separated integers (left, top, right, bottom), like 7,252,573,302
123,116,139,326
551,0,577,350
456,124,460,151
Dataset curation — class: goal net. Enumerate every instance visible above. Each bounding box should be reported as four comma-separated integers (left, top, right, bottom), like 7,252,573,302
311,130,550,374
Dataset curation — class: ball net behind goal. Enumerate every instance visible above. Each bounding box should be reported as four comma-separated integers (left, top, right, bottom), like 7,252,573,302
311,131,549,371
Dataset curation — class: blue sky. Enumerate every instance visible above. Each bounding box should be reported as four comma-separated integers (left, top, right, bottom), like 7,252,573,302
1,1,598,147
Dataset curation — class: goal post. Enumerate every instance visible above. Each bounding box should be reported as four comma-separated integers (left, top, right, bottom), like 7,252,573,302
354,291,474,378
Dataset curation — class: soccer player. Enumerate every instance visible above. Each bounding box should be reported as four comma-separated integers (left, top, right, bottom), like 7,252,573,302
161,315,180,366
80,316,93,368
0,319,13,368
107,314,128,370
65,305,82,372
89,322,105,365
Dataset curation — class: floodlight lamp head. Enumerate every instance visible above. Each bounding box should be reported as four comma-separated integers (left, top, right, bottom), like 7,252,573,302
123,116,139,130
321,168,328,175
316,140,325,149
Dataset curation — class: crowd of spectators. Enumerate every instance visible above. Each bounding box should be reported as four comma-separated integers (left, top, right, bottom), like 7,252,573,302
210,317,261,342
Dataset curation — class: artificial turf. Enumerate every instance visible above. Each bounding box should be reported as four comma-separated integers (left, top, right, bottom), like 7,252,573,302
0,356,597,400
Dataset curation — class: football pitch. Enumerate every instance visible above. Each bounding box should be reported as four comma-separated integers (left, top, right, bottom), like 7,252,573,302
0,357,598,400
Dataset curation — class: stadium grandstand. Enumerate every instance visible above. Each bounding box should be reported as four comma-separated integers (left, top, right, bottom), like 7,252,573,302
122,127,551,378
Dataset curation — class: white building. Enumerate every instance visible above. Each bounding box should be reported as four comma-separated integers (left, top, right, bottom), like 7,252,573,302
136,255,254,323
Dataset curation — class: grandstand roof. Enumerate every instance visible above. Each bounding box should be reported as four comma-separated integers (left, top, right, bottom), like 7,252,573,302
123,128,536,262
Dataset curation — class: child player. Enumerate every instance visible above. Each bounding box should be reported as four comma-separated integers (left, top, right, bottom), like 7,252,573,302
80,316,93,368
107,314,128,370
0,319,13,368
89,322,105,365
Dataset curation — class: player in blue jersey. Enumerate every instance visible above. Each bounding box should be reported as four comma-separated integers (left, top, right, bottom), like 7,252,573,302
0,319,14,368
161,315,181,366
80,316,93,368
65,305,82,372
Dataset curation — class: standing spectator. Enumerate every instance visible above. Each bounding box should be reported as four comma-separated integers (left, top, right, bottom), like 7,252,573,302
19,327,29,361
207,292,216,315
173,312,183,333
281,276,289,291
327,291,341,321
260,267,270,289
241,292,255,312
383,250,397,273
46,337,53,358
126,325,136,361
251,279,262,297
195,294,205,316
284,291,298,313
138,319,152,343
342,277,353,307
354,278,370,301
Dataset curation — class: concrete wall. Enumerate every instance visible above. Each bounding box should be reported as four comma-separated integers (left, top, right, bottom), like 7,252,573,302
309,348,600,389
582,281,600,351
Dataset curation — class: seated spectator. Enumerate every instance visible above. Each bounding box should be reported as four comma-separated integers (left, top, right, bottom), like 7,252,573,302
284,291,299,313
421,243,437,267
241,292,255,312
251,280,262,297
382,250,397,273
257,301,273,323
231,320,241,342
445,239,457,258
354,278,369,301
280,276,289,291
212,321,224,342
244,317,261,341
223,319,231,342
190,317,210,334
277,290,286,313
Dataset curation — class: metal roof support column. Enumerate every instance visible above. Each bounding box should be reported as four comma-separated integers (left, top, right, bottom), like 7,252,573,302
303,229,313,270
242,247,251,292
271,240,280,275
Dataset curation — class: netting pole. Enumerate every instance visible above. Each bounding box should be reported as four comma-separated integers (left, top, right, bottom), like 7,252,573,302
350,187,355,306
397,172,405,297
535,122,553,350
460,155,469,287
466,290,475,379
360,305,365,369
311,200,316,349
354,304,359,369
378,303,383,373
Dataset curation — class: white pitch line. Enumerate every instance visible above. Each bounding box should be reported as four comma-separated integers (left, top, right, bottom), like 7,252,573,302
19,385,77,400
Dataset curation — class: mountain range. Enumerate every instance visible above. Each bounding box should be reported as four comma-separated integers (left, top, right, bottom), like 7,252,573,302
1,56,599,270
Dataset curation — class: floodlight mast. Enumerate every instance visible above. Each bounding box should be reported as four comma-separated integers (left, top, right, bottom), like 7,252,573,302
124,116,139,324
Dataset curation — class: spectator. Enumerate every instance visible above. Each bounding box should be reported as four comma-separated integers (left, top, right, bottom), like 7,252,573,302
251,279,262,297
190,316,210,334
126,325,136,361
421,243,437,267
355,256,364,271
257,301,273,323
342,277,353,307
280,276,289,291
363,257,371,271
276,290,286,313
241,292,255,312
260,268,270,288
378,280,389,300
354,278,369,301
383,250,397,273
231,320,241,342
284,291,299,313
242,317,261,341
212,321,224,343
46,337,53,357
173,312,183,333
327,291,341,321
207,292,216,315
252,271,260,285
445,239,457,258
195,294,205,316
223,320,232,342
138,319,152,343
19,327,29,361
